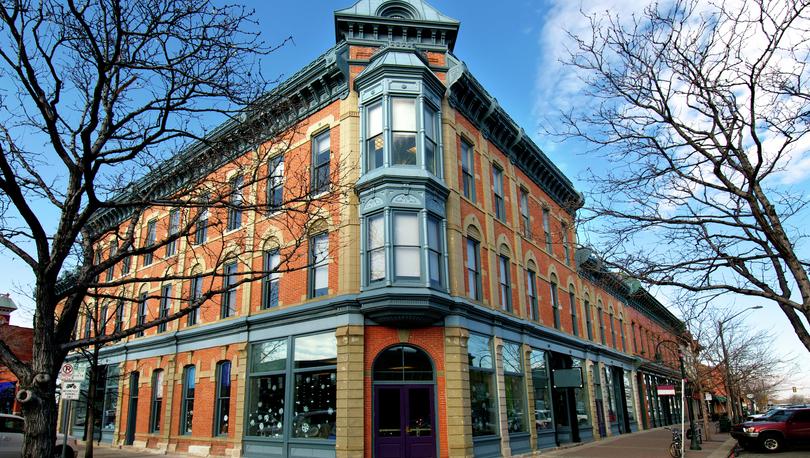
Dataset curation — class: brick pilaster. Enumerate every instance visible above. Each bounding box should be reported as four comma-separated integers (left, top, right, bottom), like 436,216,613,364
444,327,473,457
335,325,364,458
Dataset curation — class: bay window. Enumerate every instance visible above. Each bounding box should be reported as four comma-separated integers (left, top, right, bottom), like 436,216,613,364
392,98,417,165
393,212,420,279
424,105,438,174
360,94,441,176
426,215,443,287
366,100,384,170
367,213,385,282
362,209,446,289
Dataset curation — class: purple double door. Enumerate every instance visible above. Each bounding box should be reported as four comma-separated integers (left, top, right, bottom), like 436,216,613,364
374,384,436,458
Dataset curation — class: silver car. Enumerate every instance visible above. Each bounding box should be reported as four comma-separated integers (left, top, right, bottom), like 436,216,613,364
0,414,76,458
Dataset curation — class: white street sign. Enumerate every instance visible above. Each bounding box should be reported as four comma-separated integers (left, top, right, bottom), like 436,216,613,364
59,361,87,383
61,381,81,400
705,392,713,401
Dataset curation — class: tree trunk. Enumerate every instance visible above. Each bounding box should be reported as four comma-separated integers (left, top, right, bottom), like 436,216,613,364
21,393,58,458
84,355,99,458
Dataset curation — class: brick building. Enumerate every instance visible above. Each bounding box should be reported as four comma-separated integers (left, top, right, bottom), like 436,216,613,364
63,1,687,457
0,293,34,415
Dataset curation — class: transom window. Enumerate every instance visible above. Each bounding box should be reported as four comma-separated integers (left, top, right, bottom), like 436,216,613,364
373,345,433,381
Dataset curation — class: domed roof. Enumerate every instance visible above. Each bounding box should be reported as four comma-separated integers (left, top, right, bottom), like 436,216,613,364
0,293,17,312
335,0,458,25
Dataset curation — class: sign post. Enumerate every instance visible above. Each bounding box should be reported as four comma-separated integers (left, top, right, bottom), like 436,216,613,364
58,362,87,458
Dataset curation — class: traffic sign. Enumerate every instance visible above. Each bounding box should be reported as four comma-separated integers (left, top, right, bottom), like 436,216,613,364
59,361,87,383
61,381,81,400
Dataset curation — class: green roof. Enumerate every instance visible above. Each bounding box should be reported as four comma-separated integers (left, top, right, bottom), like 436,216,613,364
0,294,17,312
335,0,458,25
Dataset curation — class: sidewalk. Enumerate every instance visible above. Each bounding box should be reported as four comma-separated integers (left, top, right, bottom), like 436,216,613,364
542,426,736,458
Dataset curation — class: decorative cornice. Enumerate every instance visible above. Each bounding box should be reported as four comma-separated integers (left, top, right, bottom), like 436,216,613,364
87,43,352,234
446,66,584,215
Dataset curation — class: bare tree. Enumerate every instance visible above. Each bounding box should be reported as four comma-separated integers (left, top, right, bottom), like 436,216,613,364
555,0,810,351
0,1,353,457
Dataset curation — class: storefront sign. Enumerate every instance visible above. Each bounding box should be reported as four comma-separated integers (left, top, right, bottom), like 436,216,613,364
657,384,676,396
552,368,583,388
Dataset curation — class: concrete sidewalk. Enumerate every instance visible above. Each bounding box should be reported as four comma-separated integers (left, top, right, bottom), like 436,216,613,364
542,426,736,458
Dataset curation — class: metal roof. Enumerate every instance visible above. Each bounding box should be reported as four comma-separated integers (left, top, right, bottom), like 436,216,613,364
335,0,458,24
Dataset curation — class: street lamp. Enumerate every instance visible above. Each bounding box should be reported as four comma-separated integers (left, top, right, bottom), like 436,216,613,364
655,339,701,451
718,305,763,424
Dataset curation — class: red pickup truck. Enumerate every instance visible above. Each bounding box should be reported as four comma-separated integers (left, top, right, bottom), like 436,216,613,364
730,407,810,452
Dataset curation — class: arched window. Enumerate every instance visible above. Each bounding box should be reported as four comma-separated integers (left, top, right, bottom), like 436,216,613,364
550,274,560,329
568,285,578,336
373,345,433,381
498,247,512,312
597,300,606,345
584,294,593,340
609,308,617,348
214,361,232,436
525,261,538,321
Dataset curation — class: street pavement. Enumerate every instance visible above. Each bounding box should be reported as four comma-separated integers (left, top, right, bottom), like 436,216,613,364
76,427,737,458
734,443,810,457
543,425,736,458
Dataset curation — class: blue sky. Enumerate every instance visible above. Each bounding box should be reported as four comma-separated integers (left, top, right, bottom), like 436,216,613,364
3,0,809,397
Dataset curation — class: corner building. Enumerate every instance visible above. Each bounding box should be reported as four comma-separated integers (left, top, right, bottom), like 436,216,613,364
65,1,687,457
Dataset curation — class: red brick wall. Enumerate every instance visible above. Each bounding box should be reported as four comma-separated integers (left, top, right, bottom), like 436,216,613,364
363,326,448,458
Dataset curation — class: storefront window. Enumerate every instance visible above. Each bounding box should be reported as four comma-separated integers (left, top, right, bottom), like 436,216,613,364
292,332,337,440
246,333,337,441
603,367,617,428
623,372,636,425
503,342,526,434
468,334,498,437
530,350,552,433
571,359,591,430
101,365,119,432
248,339,287,438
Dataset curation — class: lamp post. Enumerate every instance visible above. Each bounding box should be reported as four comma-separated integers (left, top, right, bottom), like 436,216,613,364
717,305,763,424
656,339,701,451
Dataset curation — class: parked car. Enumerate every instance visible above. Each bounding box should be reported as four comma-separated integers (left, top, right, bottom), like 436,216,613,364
731,407,810,452
0,414,77,458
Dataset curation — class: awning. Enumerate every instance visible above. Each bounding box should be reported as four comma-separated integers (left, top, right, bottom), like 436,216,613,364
715,395,727,403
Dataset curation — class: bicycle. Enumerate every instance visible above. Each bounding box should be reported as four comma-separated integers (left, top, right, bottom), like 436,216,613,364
666,427,683,458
